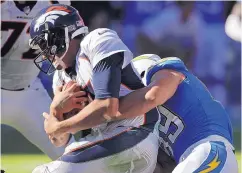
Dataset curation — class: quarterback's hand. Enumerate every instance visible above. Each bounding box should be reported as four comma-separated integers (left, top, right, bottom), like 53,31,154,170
49,133,71,147
50,83,88,118
43,112,70,147
43,112,61,137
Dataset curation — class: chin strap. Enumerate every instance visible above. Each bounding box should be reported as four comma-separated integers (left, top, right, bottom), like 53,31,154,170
65,63,77,81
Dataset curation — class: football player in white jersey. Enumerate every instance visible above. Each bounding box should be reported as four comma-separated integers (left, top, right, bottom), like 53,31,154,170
29,4,160,173
1,0,70,160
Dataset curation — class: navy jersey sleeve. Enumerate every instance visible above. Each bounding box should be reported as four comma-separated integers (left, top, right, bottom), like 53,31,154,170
146,57,188,85
92,52,124,99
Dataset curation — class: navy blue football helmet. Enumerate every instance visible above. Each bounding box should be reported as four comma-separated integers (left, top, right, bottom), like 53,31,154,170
29,4,88,74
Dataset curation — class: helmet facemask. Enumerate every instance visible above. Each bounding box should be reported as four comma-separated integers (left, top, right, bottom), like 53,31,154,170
29,24,70,75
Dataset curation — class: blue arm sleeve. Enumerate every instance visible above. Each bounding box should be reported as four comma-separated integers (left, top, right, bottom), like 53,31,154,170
93,52,124,99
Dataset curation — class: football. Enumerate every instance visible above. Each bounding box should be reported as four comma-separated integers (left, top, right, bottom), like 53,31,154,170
62,81,94,139
62,81,90,120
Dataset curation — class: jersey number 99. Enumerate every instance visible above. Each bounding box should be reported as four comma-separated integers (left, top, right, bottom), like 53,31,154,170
157,105,185,157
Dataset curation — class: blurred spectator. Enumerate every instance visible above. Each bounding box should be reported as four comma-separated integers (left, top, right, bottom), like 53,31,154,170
225,1,241,42
225,0,241,126
224,1,237,19
136,1,205,69
71,1,116,32
192,1,230,106
195,1,226,24
121,1,173,54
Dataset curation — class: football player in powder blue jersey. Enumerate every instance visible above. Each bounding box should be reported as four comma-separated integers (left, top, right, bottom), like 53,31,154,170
119,54,238,173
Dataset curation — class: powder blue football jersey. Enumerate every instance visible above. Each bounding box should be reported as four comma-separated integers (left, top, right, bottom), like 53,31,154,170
145,57,233,162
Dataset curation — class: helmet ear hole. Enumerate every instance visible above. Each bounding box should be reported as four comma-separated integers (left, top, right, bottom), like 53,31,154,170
140,71,145,78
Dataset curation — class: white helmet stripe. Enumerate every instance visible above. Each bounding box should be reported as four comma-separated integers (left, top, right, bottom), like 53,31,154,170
65,27,70,52
71,26,89,39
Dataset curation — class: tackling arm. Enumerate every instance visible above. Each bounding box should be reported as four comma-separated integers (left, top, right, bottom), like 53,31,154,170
57,98,118,135
116,69,183,120
54,69,182,136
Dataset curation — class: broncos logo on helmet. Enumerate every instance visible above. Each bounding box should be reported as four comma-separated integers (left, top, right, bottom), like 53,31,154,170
34,6,71,32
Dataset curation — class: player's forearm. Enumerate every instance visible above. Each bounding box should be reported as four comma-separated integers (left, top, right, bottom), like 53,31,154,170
116,71,181,120
115,86,159,120
56,87,158,134
57,98,118,134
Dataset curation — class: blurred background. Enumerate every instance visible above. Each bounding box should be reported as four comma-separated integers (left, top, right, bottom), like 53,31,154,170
1,0,241,172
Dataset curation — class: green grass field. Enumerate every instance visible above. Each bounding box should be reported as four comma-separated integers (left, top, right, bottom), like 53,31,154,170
1,153,241,173
1,154,51,173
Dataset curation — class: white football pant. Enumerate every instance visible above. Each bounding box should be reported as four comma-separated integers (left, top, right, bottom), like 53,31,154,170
173,136,238,173
32,129,159,173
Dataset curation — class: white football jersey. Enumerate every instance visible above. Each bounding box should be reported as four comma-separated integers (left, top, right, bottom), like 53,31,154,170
1,0,70,90
53,28,135,97
53,29,147,146
80,28,133,69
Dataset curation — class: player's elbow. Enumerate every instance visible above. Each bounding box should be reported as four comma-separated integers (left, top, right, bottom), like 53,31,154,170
145,81,178,106
145,85,165,107
145,70,181,106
